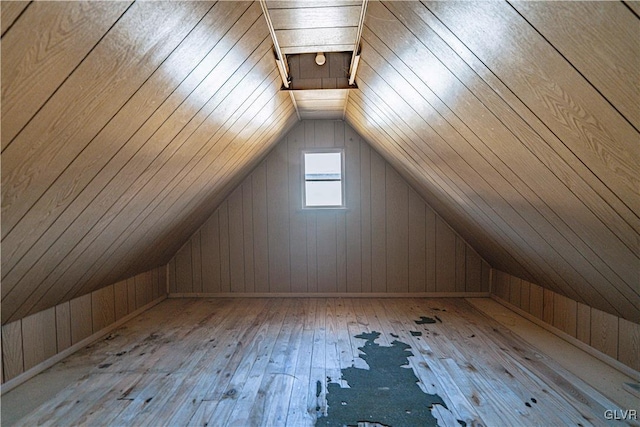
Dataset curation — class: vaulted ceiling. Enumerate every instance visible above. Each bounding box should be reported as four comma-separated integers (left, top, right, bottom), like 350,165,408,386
2,1,638,324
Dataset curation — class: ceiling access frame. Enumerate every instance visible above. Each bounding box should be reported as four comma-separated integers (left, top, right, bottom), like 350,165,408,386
259,0,300,120
260,0,369,121
344,0,368,120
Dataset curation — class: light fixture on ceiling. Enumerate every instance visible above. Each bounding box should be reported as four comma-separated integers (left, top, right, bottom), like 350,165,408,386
315,52,326,66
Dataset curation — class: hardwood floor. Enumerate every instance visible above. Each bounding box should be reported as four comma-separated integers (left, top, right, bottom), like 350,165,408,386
3,298,633,426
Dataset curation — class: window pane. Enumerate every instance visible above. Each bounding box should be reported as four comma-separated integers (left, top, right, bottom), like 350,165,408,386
305,181,342,206
304,152,341,180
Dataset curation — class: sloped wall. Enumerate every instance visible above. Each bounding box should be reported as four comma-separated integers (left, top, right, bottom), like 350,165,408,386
1,1,297,325
168,120,490,295
346,1,639,323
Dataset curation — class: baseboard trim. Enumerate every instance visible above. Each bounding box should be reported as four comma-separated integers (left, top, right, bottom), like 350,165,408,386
490,295,639,380
168,292,491,298
1,295,167,395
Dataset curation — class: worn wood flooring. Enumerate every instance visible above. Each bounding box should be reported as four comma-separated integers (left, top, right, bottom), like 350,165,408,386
4,298,633,426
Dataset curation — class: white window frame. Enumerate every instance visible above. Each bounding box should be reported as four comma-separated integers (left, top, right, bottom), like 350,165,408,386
301,148,346,210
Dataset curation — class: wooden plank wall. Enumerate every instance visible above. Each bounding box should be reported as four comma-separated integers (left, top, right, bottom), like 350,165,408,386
0,266,166,385
1,1,297,325
169,120,490,295
492,269,640,372
346,1,639,322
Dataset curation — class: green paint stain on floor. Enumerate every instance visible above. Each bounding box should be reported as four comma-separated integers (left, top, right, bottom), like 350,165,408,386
415,316,437,325
316,331,447,427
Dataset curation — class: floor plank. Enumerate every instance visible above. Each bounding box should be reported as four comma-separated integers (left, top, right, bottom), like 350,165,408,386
3,298,635,427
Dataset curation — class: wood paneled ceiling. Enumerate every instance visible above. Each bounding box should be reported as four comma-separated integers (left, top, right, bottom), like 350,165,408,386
267,0,363,54
1,1,638,324
1,1,298,324
346,1,639,321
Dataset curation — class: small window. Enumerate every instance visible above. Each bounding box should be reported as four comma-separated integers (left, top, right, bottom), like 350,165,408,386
303,150,345,208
